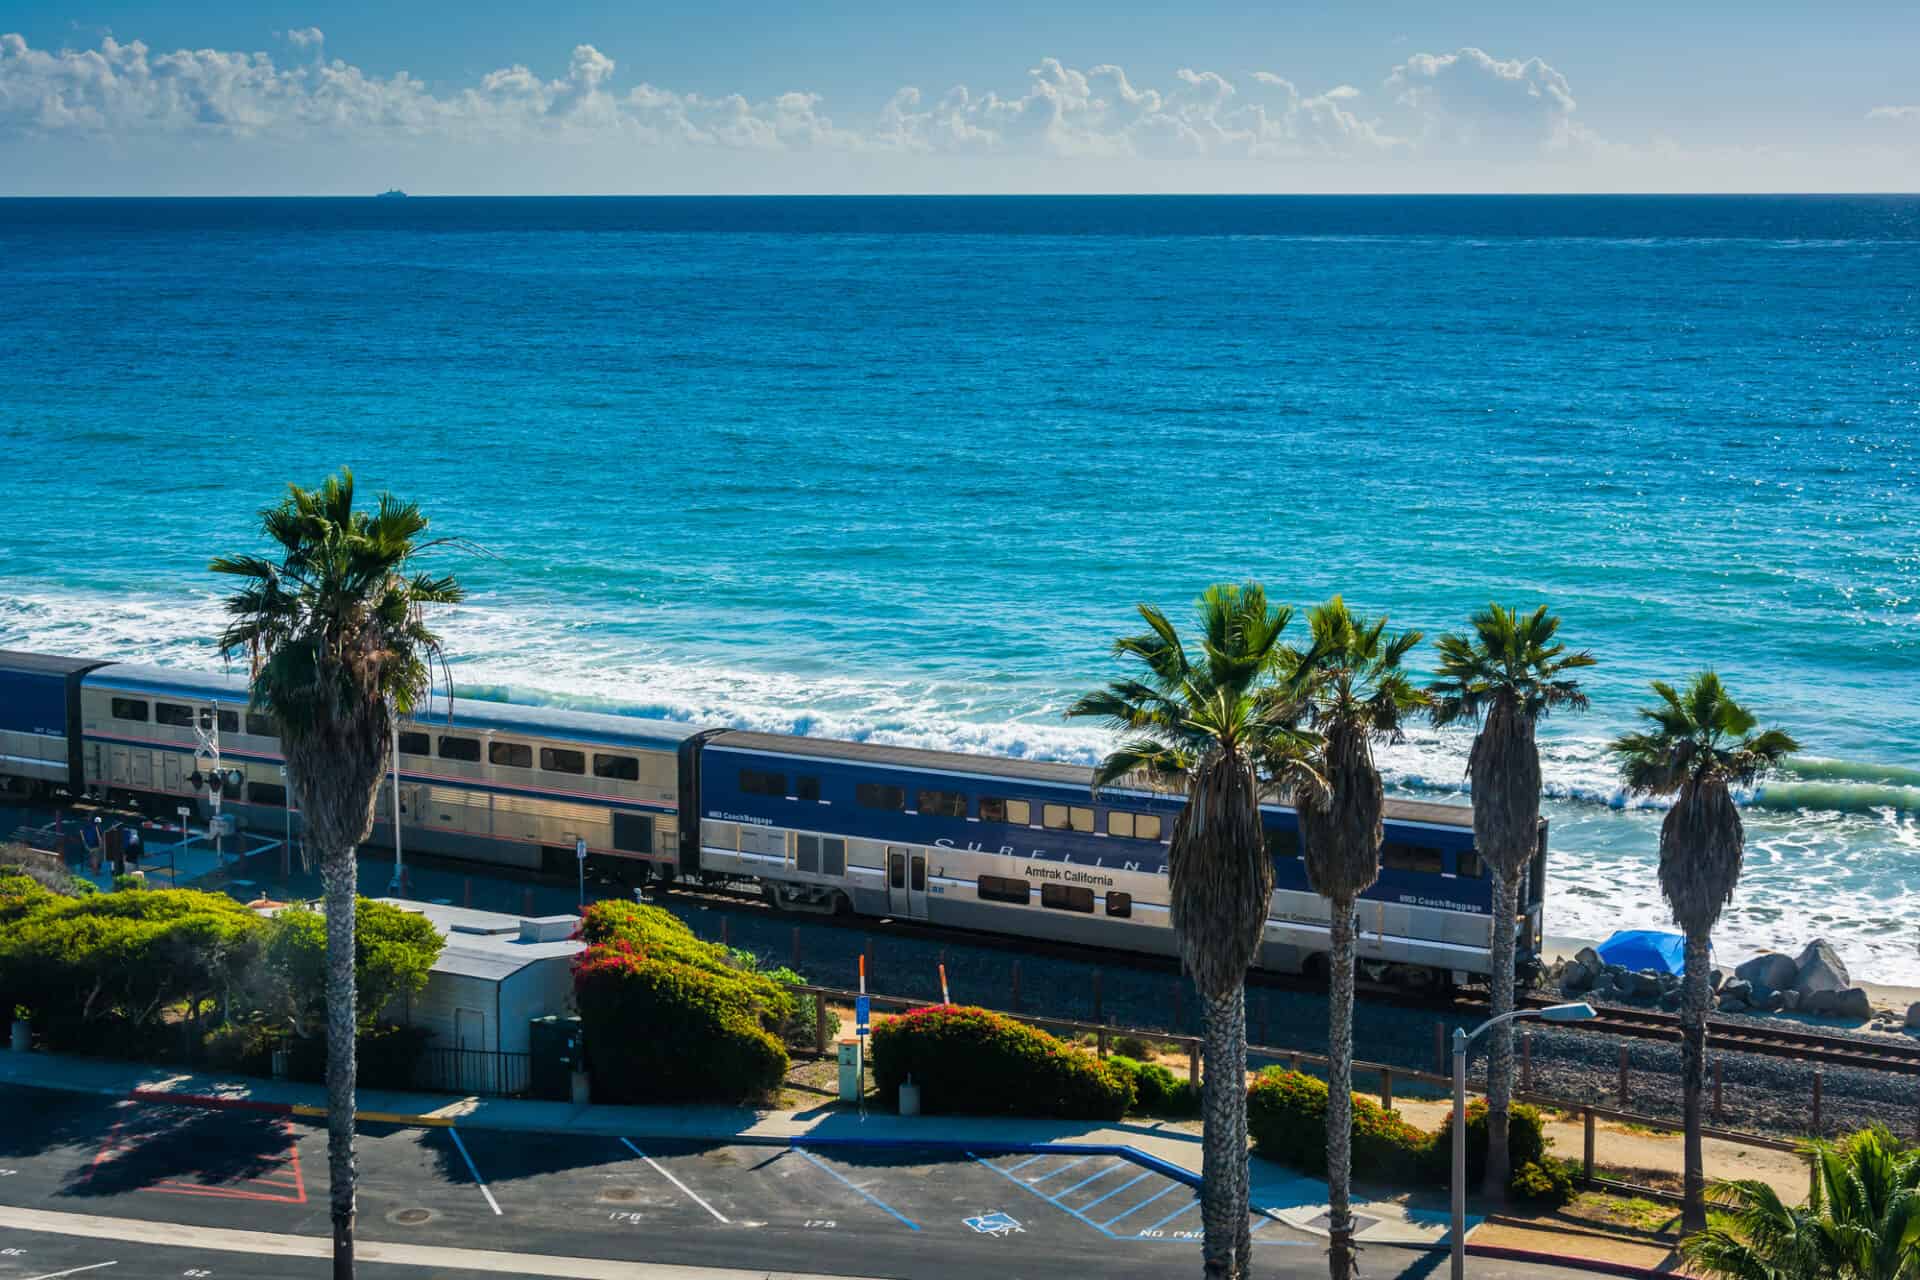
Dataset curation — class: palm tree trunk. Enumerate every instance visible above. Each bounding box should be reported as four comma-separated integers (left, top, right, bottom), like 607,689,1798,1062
1200,987,1250,1280
322,844,359,1279
1327,895,1358,1280
1481,871,1519,1203
1679,929,1710,1234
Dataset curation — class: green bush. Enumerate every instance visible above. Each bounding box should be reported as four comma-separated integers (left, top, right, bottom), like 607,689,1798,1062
1510,1157,1577,1206
573,938,789,1104
250,900,444,1036
1246,1068,1429,1181
869,1005,1134,1121
1109,1055,1200,1116
1420,1099,1550,1188
1112,1034,1156,1060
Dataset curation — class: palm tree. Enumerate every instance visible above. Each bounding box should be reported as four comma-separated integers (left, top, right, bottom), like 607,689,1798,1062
1275,597,1426,1280
1683,1126,1920,1279
213,470,461,1279
1611,672,1797,1234
1428,604,1594,1202
1067,583,1309,1280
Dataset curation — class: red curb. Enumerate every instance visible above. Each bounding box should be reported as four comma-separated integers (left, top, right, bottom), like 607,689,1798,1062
128,1088,294,1116
1467,1243,1669,1278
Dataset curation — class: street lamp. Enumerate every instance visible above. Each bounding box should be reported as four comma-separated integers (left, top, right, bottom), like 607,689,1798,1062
386,698,404,896
1450,1001,1595,1280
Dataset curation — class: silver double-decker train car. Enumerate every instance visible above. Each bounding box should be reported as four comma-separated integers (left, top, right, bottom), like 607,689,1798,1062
0,648,1546,986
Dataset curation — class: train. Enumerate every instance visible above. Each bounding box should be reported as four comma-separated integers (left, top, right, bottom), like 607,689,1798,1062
0,648,1546,988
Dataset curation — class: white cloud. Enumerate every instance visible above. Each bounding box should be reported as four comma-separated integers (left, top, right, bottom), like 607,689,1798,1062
282,27,324,49
1867,105,1918,122
1387,47,1585,150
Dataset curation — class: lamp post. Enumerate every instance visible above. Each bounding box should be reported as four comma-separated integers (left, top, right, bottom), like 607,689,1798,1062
1450,1002,1594,1280
386,698,404,896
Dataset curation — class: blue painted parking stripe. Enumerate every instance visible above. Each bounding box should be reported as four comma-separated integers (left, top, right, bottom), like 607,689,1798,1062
792,1148,920,1231
1080,1169,1154,1211
1102,1180,1180,1227
1003,1154,1048,1173
969,1153,1117,1239
1057,1162,1127,1196
1139,1196,1200,1235
1027,1156,1091,1185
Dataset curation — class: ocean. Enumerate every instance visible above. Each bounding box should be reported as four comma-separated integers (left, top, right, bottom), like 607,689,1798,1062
1,195,1915,980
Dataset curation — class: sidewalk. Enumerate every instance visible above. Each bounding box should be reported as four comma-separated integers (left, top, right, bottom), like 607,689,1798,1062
0,1046,1665,1272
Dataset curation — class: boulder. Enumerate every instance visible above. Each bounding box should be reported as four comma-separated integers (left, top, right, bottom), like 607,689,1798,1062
1801,989,1839,1016
1633,970,1663,998
1720,978,1753,1004
1756,988,1787,1013
1779,990,1801,1012
1794,940,1850,995
1735,952,1800,992
1710,969,1725,992
1658,989,1682,1011
1833,988,1873,1021
1718,996,1750,1015
1560,969,1592,997
1906,1001,1920,1031
1575,946,1604,974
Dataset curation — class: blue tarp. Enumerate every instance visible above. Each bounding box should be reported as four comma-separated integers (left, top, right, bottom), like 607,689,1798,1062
1595,929,1689,976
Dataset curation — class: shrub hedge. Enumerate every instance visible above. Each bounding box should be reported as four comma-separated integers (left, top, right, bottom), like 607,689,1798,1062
1108,1055,1200,1116
572,902,794,1103
869,1005,1134,1121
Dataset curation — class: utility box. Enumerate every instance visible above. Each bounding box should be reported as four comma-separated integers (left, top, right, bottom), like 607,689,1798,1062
528,1014,584,1101
837,1038,862,1102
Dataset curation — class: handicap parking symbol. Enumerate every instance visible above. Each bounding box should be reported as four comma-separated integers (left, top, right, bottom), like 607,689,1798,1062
964,1211,1025,1237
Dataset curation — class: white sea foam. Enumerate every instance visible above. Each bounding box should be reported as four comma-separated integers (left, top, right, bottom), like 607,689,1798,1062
6,585,1918,984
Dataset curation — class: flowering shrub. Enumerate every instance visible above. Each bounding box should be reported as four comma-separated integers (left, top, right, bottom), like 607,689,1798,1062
1246,1068,1429,1181
870,1005,1134,1120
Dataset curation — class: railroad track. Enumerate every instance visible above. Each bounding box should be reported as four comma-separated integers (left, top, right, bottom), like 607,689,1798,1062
1506,993,1920,1077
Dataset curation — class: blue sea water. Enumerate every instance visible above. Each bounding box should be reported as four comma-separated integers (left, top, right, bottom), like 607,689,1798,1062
1,196,1916,979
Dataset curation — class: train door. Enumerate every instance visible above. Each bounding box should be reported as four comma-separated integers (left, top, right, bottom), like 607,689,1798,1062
108,746,130,786
129,752,152,791
886,846,929,920
162,753,184,795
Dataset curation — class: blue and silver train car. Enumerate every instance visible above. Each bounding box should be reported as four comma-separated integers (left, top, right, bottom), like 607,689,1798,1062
0,650,108,797
688,730,1545,985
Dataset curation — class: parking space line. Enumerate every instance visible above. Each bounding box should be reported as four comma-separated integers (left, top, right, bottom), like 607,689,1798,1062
1139,1196,1199,1235
791,1149,920,1231
1057,1162,1127,1196
971,1153,1121,1239
446,1127,502,1216
1026,1155,1090,1185
1002,1154,1048,1173
24,1264,118,1280
1101,1180,1180,1228
618,1137,729,1224
1080,1169,1154,1211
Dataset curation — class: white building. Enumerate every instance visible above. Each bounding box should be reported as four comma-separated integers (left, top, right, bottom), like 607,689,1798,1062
375,899,584,1058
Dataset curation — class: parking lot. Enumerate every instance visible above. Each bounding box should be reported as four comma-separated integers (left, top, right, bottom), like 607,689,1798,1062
0,1087,1599,1278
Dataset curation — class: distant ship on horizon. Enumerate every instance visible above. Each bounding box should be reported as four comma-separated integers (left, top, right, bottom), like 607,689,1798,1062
376,189,407,199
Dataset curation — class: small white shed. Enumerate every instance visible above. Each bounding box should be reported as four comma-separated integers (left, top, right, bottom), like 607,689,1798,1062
378,899,584,1057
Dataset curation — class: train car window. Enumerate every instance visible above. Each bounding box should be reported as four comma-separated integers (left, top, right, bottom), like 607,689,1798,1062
822,838,846,876
1105,891,1133,918
613,812,654,854
911,858,926,892
246,713,277,738
1382,843,1445,875
889,853,906,889
1041,883,1095,913
1108,811,1134,838
796,776,821,802
398,731,431,756
979,797,1031,825
1266,828,1301,858
111,697,149,723
977,875,1030,904
1042,804,1069,830
490,741,534,769
218,709,240,734
1070,806,1094,832
594,753,640,781
155,702,195,728
438,735,481,762
1455,850,1485,879
795,834,820,874
1137,814,1163,842
541,748,586,776
857,783,906,811
916,789,967,817
247,782,287,807
739,768,785,796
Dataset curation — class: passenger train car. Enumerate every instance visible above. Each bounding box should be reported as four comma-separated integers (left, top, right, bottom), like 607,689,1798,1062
0,648,1545,986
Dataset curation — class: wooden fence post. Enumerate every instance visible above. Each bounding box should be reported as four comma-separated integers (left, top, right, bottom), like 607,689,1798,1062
1521,1030,1534,1095
1289,1052,1301,1075
814,997,828,1057
1583,1108,1596,1182
1188,1040,1200,1087
1617,1044,1630,1107
720,916,730,949
1380,1068,1394,1112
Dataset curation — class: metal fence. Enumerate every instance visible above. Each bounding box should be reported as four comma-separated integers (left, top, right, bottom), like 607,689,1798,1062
415,1048,533,1098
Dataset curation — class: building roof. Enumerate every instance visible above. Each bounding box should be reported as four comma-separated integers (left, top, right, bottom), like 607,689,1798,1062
372,899,584,983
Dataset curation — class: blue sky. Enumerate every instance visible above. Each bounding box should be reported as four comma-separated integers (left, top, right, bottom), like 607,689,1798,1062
2,0,1916,193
